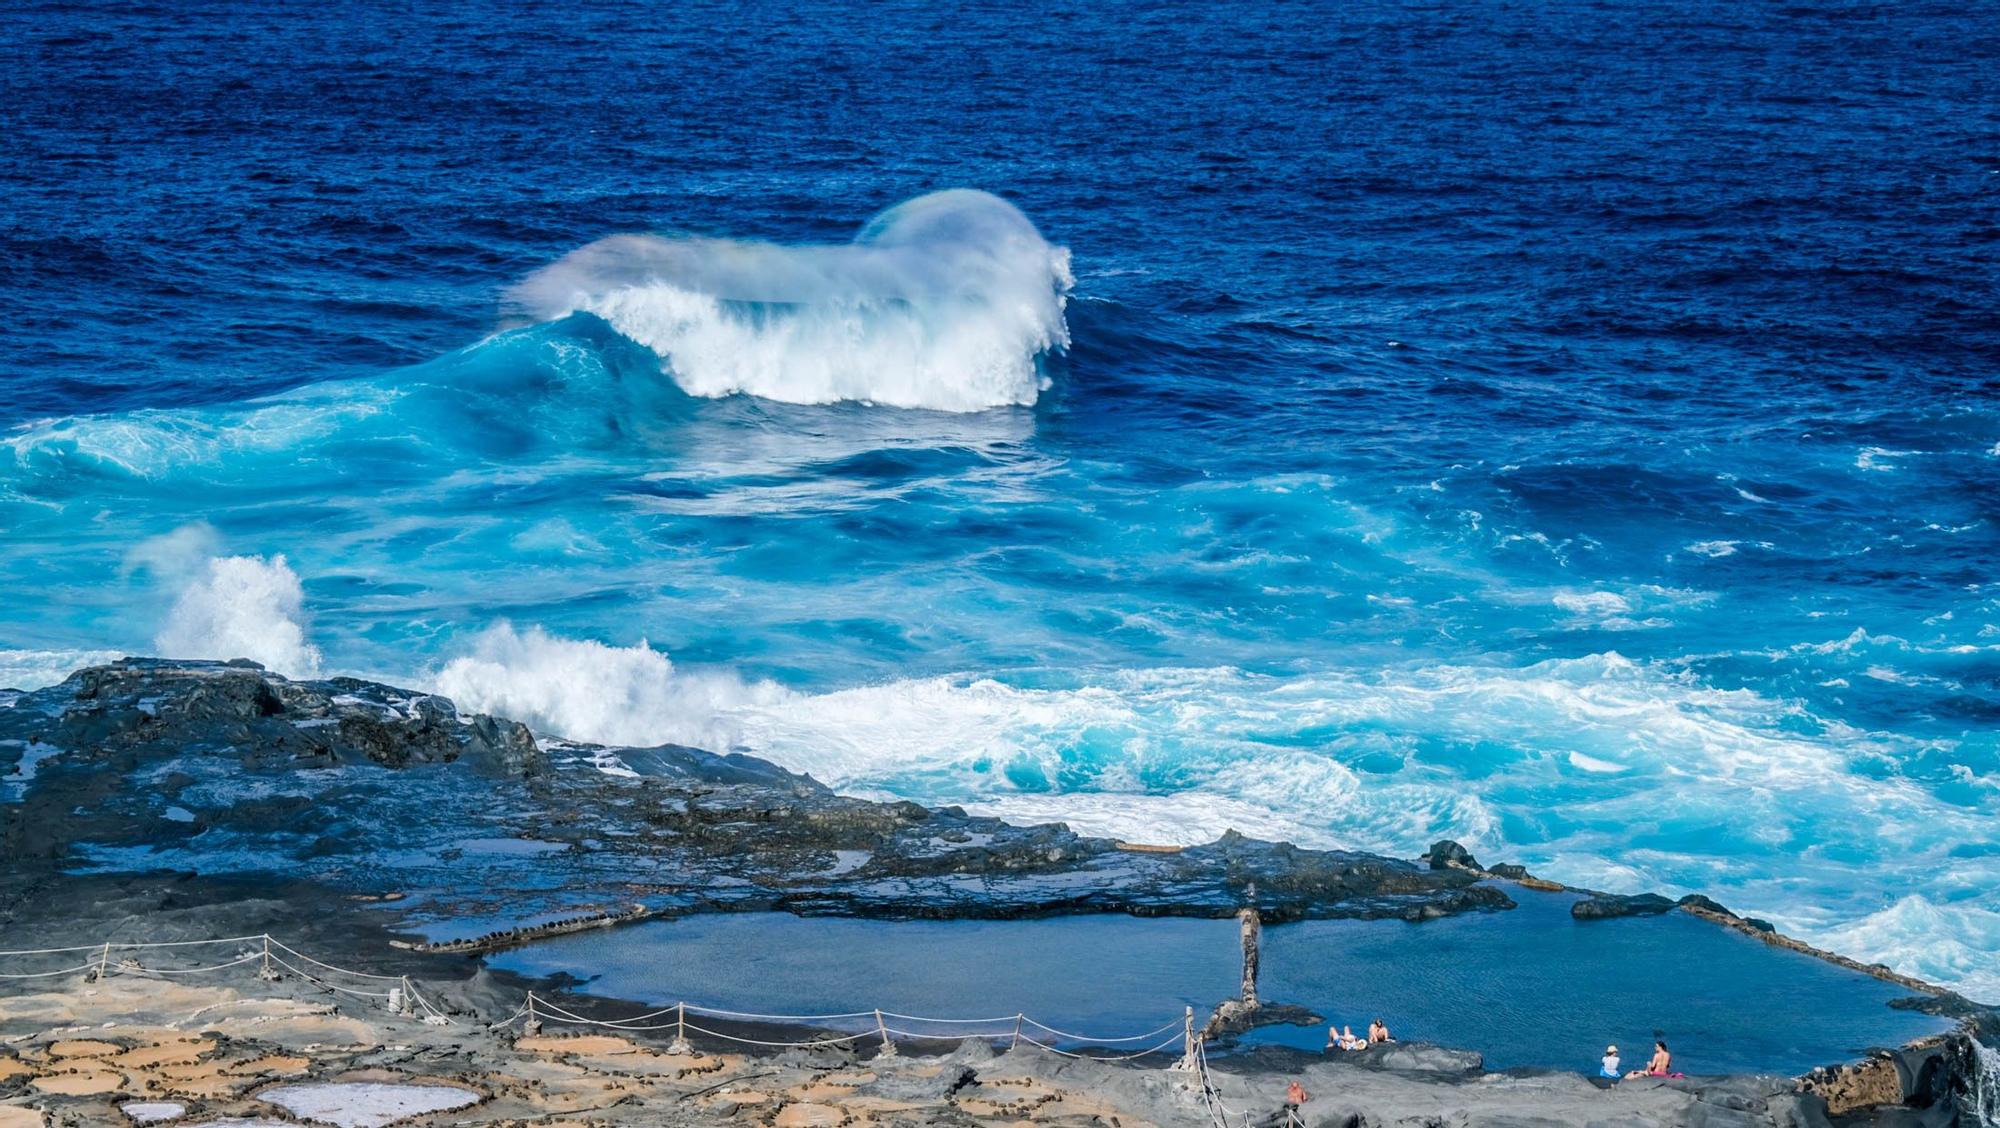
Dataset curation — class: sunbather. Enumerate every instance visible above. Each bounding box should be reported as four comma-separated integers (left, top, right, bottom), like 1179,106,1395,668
1628,1040,1672,1078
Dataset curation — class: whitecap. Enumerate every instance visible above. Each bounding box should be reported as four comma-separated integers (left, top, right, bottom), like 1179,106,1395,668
509,190,1072,412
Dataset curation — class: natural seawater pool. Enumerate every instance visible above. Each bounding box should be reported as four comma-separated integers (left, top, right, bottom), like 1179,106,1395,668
489,889,1950,1075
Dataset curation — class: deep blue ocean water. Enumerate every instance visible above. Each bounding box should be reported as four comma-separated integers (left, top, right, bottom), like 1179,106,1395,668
2,2,1998,997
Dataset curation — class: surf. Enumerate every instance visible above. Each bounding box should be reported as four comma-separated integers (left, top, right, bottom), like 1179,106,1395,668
507,189,1073,411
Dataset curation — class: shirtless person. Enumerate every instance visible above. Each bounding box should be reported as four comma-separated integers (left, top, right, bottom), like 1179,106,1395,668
1628,1040,1672,1078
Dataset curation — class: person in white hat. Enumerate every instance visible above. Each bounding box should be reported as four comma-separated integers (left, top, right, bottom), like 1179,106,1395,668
1599,1044,1621,1080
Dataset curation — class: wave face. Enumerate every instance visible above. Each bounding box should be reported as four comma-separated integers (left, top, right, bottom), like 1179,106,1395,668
509,190,1072,411
6,1,2000,1003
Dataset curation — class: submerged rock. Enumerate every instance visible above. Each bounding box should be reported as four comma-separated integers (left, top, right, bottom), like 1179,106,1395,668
1571,892,1678,920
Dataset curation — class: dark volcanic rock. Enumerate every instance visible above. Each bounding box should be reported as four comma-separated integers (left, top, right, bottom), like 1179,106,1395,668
1571,892,1678,920
1425,839,1480,871
1,658,1514,930
1346,1041,1484,1075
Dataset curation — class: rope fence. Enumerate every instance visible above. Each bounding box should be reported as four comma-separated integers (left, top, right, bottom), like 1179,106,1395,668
0,931,1207,1063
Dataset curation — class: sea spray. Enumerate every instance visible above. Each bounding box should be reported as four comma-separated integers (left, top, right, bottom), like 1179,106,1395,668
429,624,792,751
154,555,322,678
1973,1041,2000,1128
508,190,1072,411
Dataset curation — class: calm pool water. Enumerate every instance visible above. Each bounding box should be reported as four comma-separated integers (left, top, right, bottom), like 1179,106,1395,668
491,890,1949,1074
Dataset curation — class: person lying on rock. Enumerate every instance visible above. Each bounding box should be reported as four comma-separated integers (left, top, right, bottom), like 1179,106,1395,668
1368,1018,1391,1044
1627,1040,1673,1078
1324,1023,1364,1051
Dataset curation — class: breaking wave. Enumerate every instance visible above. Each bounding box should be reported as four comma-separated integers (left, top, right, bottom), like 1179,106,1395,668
508,189,1072,411
429,624,792,751
155,554,323,678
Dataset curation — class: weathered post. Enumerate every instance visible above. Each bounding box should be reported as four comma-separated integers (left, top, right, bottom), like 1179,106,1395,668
667,1002,691,1055
522,992,542,1037
1238,905,1261,1007
874,1009,897,1058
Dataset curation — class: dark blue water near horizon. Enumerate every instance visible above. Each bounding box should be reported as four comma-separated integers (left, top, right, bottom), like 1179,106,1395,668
3,3,1999,998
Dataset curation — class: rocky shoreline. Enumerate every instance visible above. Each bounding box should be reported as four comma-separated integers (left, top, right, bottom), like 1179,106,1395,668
2,657,1997,1126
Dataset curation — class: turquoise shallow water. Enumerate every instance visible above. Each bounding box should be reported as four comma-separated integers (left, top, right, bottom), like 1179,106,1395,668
3,1,1998,999
488,894,1949,1074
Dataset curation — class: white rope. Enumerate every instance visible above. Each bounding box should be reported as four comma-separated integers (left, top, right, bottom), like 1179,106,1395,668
1023,1015,1186,1043
266,938,406,981
0,962,100,979
1016,1031,1186,1062
683,1003,878,1022
403,981,455,1024
486,1002,532,1031
681,1021,872,1048
0,933,268,957
878,1010,1021,1025
130,953,264,976
264,954,394,999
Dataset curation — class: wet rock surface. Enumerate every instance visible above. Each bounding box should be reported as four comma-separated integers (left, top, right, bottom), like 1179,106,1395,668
1572,892,1680,920
1,659,1511,932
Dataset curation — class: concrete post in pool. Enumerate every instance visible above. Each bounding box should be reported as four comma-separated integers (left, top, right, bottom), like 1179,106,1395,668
1238,905,1261,1007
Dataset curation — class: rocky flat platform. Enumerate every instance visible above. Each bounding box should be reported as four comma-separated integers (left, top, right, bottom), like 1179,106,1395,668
0,659,1508,934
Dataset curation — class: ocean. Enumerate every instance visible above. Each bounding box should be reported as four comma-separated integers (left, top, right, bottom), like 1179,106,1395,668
2,1,1997,999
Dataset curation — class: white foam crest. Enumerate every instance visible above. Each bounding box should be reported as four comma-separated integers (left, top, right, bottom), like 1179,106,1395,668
508,190,1072,412
429,624,792,750
155,555,323,678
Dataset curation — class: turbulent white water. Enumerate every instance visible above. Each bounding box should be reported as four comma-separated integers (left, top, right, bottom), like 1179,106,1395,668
429,624,791,751
1973,1041,2000,1128
154,548,322,679
508,189,1072,411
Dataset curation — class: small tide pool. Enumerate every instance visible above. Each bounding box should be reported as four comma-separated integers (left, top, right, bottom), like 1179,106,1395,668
489,889,1951,1075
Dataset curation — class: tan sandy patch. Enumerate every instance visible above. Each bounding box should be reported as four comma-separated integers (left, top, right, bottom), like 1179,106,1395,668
32,1069,125,1095
0,1057,33,1080
0,1107,45,1128
773,1103,847,1128
515,1034,638,1056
